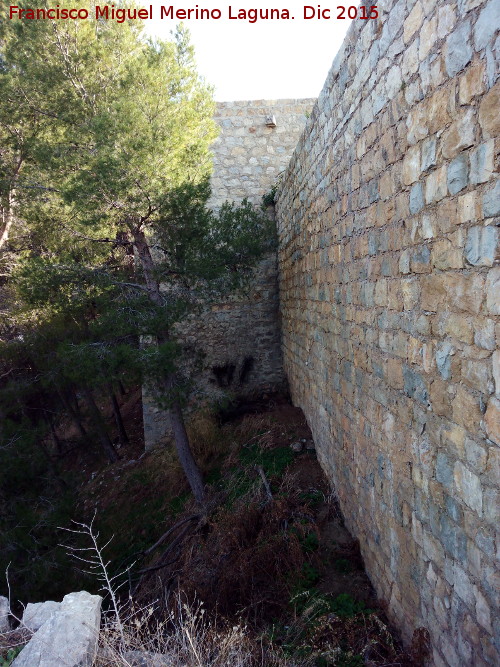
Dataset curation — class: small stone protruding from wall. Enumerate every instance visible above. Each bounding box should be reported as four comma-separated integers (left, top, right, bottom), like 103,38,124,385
12,591,102,667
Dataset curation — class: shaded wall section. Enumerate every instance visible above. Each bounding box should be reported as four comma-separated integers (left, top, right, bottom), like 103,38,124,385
143,99,314,448
276,0,499,664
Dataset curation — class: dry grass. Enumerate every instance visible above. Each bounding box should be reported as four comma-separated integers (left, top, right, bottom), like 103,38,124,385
93,596,307,667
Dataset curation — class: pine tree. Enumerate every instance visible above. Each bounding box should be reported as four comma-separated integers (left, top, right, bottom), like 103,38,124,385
1,4,273,506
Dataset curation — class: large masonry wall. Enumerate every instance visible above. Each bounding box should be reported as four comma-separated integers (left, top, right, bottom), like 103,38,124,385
208,99,315,209
143,99,314,448
276,0,499,664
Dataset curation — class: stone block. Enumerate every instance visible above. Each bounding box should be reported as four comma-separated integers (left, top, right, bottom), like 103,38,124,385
485,446,500,486
427,87,452,135
450,562,475,608
464,225,498,267
421,274,447,311
485,267,500,315
445,21,473,77
402,145,420,185
446,272,485,314
459,61,486,104
425,166,448,203
474,318,496,351
441,109,475,159
436,451,454,489
421,136,437,173
493,349,500,397
435,341,454,380
406,105,429,145
454,461,482,514
403,365,428,405
457,192,479,224
402,39,419,78
479,82,500,138
411,245,431,273
462,358,493,394
482,179,500,218
469,141,495,184
409,182,425,214
484,397,500,444
22,600,62,632
419,16,438,61
447,154,469,195
474,0,500,51
431,239,463,270
483,487,500,525
404,1,424,44
12,591,102,667
453,385,483,432
438,4,456,40
474,586,492,635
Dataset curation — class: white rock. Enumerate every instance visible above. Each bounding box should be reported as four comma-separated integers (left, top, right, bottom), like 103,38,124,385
0,595,10,632
22,600,61,632
12,591,102,667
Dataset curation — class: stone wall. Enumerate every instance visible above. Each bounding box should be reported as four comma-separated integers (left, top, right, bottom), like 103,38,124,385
143,99,314,448
276,1,499,664
208,99,315,209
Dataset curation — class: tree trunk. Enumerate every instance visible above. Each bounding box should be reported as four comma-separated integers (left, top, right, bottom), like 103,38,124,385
37,438,67,490
133,228,205,506
58,389,88,440
109,385,129,445
81,386,119,463
46,411,64,455
0,158,22,250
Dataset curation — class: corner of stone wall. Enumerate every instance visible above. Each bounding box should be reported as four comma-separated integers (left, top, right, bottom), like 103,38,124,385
143,98,314,450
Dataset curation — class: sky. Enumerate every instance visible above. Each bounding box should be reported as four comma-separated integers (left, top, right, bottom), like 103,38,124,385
145,1,352,100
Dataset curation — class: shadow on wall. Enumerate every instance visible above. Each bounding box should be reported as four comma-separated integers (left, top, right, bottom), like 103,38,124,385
211,356,254,388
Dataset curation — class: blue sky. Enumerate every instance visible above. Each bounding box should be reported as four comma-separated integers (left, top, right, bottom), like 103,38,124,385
146,1,352,100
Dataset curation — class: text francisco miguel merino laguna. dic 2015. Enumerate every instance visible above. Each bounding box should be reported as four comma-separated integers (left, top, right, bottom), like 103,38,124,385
8,5,379,22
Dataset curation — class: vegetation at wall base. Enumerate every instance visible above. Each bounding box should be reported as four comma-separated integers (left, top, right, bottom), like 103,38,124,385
0,395,419,664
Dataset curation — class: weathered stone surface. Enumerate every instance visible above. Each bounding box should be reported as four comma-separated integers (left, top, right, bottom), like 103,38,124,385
425,166,447,203
273,1,499,664
22,601,61,632
402,145,420,185
473,0,500,51
474,318,496,351
441,109,475,158
438,4,456,39
419,16,438,60
409,182,424,213
404,1,424,44
493,350,500,397
469,141,494,184
459,61,486,104
482,179,500,218
447,154,469,195
464,225,498,266
445,21,473,76
484,397,500,444
454,461,482,514
421,136,437,173
12,591,102,667
478,82,500,137
435,342,454,380
485,267,500,314
0,596,9,632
